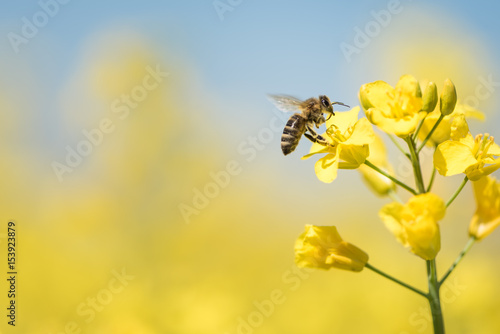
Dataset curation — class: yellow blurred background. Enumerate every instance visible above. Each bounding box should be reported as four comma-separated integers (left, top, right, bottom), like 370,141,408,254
1,1,500,333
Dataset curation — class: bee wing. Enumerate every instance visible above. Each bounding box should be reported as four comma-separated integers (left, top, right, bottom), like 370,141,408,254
267,94,303,113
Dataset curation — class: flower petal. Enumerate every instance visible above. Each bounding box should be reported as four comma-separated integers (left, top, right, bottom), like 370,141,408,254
359,81,393,112
295,225,368,271
380,194,445,260
405,216,441,260
454,102,485,121
326,106,360,134
434,141,477,176
488,142,500,156
339,144,369,168
326,241,369,272
302,144,333,160
406,193,446,221
314,152,339,183
366,108,420,137
396,74,421,97
342,117,375,146
469,176,500,240
466,160,500,181
379,202,408,246
450,114,469,141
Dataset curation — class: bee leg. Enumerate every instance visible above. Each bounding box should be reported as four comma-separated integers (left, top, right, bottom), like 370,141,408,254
304,126,329,146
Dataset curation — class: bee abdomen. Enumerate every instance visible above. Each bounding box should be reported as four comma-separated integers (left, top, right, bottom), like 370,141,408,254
281,114,306,155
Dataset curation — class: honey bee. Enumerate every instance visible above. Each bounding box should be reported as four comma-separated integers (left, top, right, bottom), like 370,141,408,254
268,94,349,155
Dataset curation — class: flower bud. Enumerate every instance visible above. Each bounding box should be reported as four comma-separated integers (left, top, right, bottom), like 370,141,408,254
421,82,438,112
439,79,457,116
415,81,422,98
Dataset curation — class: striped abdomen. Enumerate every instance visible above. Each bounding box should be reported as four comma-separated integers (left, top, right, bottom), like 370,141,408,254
281,113,306,155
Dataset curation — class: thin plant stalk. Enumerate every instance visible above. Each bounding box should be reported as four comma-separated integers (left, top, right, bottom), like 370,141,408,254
427,167,437,192
406,137,426,194
388,134,411,159
366,263,427,298
413,112,429,141
446,176,469,207
439,237,476,285
364,160,417,195
418,114,444,153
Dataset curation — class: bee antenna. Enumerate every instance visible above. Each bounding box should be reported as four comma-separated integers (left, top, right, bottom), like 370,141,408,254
332,102,350,108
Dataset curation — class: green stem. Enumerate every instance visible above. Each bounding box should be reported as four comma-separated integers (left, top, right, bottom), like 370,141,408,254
426,167,437,193
427,259,445,334
408,123,445,333
388,134,411,160
446,176,469,207
439,237,476,286
406,137,426,194
413,112,428,141
418,114,445,153
365,263,427,298
364,160,417,195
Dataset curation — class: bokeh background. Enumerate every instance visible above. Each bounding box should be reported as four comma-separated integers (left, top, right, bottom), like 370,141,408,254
1,0,500,333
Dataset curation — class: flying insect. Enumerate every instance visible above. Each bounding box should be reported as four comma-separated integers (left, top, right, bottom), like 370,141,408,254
268,95,349,155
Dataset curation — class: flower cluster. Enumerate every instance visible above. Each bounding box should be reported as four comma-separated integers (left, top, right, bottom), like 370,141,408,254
290,74,500,333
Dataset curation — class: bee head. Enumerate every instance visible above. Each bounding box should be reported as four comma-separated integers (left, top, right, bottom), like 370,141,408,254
320,96,350,121
319,95,335,117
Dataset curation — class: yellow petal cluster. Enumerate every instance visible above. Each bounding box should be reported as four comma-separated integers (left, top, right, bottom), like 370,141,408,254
295,225,368,272
379,193,446,260
433,115,500,181
302,107,375,183
359,74,423,138
469,176,500,240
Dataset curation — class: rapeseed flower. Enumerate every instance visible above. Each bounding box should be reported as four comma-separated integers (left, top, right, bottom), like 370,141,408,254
302,106,375,183
359,74,423,138
434,115,500,181
295,225,368,272
379,193,446,260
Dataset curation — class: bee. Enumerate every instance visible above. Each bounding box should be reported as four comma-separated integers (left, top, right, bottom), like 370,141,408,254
268,94,349,155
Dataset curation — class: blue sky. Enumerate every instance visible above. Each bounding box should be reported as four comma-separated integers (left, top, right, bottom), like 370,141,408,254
1,0,500,158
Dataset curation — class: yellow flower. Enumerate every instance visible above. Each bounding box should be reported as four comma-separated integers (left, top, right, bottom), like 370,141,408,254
379,193,446,260
359,74,423,138
358,132,396,196
417,102,484,147
469,176,500,240
302,106,375,183
295,225,368,272
433,115,500,181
